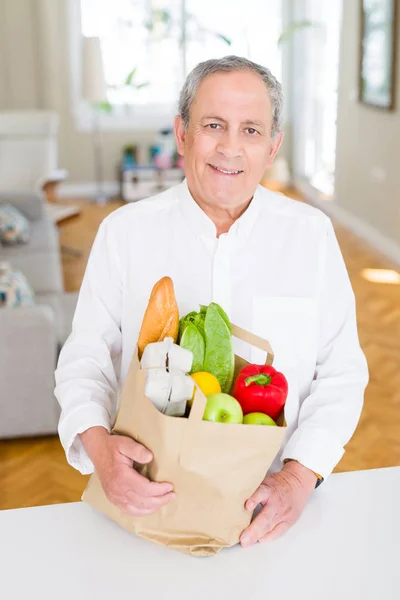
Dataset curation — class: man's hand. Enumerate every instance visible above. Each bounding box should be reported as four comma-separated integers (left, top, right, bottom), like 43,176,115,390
240,460,317,547
80,426,175,517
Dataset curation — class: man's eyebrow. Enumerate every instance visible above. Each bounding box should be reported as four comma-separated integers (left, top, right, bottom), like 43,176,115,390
242,119,266,129
202,115,227,122
202,116,266,129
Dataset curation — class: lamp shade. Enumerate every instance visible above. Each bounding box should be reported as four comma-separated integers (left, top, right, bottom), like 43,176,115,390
81,36,108,103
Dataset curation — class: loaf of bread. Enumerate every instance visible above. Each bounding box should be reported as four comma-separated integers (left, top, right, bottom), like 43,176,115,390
137,276,180,358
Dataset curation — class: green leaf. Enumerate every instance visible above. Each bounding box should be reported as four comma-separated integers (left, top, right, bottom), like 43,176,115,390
212,302,232,334
179,323,205,373
203,303,234,393
179,311,197,341
193,312,206,340
159,9,171,23
179,302,233,387
215,33,232,46
94,101,113,113
277,20,316,46
125,68,137,86
134,82,150,89
179,310,206,342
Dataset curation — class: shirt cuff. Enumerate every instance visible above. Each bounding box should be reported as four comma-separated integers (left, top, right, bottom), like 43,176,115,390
58,404,111,475
283,458,323,481
280,425,345,480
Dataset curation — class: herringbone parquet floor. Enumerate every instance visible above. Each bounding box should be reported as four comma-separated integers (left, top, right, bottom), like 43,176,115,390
1,188,399,510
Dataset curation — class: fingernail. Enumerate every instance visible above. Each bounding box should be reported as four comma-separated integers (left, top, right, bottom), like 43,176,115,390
246,501,255,511
240,535,251,547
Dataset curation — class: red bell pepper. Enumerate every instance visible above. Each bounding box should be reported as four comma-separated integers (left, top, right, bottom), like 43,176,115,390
232,364,288,421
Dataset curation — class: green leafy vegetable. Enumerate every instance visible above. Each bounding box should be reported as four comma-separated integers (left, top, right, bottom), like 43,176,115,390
179,302,234,392
203,303,234,393
179,322,205,373
215,303,232,334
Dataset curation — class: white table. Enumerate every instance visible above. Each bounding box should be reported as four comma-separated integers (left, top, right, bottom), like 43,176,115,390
1,467,399,600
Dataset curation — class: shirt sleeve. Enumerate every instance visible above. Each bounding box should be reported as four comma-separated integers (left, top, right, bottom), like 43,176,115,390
281,218,369,479
54,217,122,474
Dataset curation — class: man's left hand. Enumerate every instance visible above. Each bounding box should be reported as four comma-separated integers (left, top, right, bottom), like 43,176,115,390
240,460,317,547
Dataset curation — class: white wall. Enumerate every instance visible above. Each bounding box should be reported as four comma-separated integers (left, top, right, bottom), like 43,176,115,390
0,0,41,109
334,0,400,248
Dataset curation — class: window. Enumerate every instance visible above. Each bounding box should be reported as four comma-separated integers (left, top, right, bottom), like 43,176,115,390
77,0,283,128
290,0,342,196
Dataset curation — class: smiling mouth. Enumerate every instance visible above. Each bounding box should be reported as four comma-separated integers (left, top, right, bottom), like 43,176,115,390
208,164,243,175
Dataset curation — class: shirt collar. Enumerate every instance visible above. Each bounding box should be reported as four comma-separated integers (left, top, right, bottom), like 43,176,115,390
177,178,262,241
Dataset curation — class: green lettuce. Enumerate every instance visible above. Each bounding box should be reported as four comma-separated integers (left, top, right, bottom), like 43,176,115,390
179,302,234,392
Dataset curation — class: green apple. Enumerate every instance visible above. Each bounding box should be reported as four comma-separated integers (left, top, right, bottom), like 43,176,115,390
243,412,277,426
203,393,243,424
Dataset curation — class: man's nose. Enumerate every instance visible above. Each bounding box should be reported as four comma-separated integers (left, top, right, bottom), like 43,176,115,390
216,130,243,159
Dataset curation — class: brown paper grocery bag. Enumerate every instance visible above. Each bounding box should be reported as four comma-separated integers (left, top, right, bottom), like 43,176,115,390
82,324,287,556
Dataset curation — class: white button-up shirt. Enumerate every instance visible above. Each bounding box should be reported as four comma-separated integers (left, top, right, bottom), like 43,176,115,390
55,180,369,479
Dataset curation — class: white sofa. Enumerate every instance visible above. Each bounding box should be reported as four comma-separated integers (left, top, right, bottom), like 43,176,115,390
0,110,80,437
0,191,77,438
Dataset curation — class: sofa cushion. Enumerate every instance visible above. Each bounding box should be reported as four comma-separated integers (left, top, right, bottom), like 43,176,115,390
0,217,58,258
0,250,64,295
0,192,45,221
0,204,30,245
0,262,35,307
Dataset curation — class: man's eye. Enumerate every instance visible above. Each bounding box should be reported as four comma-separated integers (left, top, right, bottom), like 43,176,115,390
246,127,258,135
207,123,221,130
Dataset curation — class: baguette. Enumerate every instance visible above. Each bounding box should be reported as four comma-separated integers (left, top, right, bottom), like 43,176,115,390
137,276,180,358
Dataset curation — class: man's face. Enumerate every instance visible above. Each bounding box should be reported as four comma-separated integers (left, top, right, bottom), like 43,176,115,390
174,70,283,210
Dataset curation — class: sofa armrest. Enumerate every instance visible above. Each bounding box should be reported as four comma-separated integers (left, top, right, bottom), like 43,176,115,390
0,305,60,438
0,191,45,221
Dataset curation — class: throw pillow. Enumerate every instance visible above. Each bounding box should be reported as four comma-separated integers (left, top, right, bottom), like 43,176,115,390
0,204,30,245
0,262,35,308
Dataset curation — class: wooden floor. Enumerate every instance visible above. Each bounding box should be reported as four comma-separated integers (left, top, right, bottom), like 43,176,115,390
1,187,400,510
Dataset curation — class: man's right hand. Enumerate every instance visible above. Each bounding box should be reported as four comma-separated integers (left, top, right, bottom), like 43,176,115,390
80,426,175,516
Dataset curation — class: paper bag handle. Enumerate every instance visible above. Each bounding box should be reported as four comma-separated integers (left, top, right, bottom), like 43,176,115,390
231,323,274,366
187,382,208,422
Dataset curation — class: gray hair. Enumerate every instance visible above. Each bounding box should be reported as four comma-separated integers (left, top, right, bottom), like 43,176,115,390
178,55,284,138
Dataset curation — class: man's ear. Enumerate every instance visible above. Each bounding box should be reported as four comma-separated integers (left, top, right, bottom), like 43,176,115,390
174,115,186,156
266,130,284,168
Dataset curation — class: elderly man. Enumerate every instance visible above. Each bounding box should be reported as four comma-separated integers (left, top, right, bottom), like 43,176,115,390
55,55,369,547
